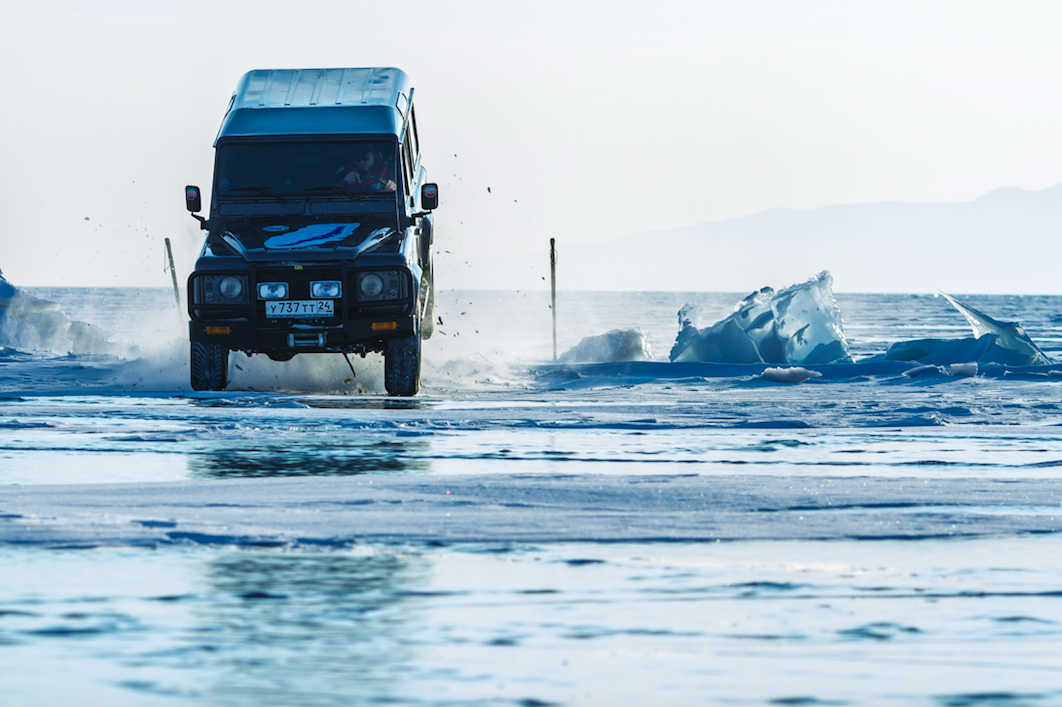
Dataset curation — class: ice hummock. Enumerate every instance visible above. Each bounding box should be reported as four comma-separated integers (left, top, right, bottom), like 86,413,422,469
873,291,1053,366
0,268,121,355
670,271,852,365
936,290,1051,365
0,267,17,303
560,329,652,363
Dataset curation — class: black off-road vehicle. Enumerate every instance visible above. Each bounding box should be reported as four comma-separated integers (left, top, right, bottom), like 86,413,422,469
185,67,437,395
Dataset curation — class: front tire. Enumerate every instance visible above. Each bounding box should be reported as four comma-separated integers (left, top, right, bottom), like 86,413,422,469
384,335,421,396
190,342,229,391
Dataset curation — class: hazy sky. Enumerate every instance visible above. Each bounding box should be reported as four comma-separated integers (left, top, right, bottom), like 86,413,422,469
3,0,1061,290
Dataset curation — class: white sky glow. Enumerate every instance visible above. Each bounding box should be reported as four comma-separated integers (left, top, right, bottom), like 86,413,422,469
2,0,1061,291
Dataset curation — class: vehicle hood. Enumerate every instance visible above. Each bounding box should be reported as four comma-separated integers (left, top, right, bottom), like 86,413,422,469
217,218,399,261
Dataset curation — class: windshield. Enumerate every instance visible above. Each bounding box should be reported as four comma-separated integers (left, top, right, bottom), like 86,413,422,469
215,141,400,197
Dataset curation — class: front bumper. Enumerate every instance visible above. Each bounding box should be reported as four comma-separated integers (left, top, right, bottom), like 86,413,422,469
188,258,420,354
189,316,415,354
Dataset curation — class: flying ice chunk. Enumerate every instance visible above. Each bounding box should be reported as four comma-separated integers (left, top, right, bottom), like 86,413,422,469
670,271,852,365
877,292,1052,367
560,329,652,363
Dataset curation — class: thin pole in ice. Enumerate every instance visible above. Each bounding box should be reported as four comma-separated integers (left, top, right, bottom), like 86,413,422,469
164,238,181,311
550,238,557,361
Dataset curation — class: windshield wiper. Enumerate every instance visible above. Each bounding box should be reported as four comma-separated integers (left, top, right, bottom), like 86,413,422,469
223,186,289,202
303,186,397,200
303,186,358,198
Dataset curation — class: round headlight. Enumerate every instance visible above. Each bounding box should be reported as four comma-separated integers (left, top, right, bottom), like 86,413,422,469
219,276,243,299
360,273,384,298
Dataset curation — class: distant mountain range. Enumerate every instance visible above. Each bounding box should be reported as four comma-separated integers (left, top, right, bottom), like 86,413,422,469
462,185,1062,293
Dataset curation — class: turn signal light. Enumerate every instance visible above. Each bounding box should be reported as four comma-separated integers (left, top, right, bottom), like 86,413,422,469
205,326,231,335
371,322,398,331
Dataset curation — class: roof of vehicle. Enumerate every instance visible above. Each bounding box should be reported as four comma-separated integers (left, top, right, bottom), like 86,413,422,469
215,67,411,143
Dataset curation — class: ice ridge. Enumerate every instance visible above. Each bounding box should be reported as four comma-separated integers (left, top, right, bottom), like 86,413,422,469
670,271,852,365
0,269,121,355
936,290,1052,366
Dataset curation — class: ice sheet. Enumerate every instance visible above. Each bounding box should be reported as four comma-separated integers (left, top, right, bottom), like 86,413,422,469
3,474,1062,548
4,287,1062,707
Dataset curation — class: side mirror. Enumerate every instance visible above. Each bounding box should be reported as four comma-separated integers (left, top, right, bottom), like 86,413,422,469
185,185,202,213
421,183,439,211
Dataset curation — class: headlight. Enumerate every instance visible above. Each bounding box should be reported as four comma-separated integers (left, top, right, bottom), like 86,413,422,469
219,276,244,300
197,274,248,304
356,271,407,301
311,280,341,298
257,282,289,300
359,273,385,298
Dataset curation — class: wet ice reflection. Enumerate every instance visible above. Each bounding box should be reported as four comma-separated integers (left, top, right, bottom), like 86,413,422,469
187,439,432,479
3,539,1062,705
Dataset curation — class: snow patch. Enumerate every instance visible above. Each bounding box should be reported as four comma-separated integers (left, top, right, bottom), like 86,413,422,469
903,364,946,378
758,366,823,384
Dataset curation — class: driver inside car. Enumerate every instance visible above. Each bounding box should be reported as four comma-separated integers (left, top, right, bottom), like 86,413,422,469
336,145,397,191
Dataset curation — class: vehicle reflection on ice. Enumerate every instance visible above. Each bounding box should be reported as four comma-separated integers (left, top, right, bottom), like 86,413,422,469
166,551,430,704
187,439,432,479
197,552,429,700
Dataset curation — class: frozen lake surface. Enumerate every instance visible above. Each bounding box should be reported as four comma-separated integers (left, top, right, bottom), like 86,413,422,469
3,288,1062,705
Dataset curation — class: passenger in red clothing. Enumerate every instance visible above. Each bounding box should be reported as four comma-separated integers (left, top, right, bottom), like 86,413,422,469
336,145,397,192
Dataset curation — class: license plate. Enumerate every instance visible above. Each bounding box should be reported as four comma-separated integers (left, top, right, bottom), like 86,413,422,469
265,300,335,318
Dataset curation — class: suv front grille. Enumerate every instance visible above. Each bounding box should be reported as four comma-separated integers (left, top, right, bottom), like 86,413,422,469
255,266,344,324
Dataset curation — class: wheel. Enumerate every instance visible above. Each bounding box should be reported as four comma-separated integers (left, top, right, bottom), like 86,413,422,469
190,342,229,391
384,334,421,396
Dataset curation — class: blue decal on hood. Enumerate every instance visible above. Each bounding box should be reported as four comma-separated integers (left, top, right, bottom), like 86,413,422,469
263,225,289,233
264,223,360,249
